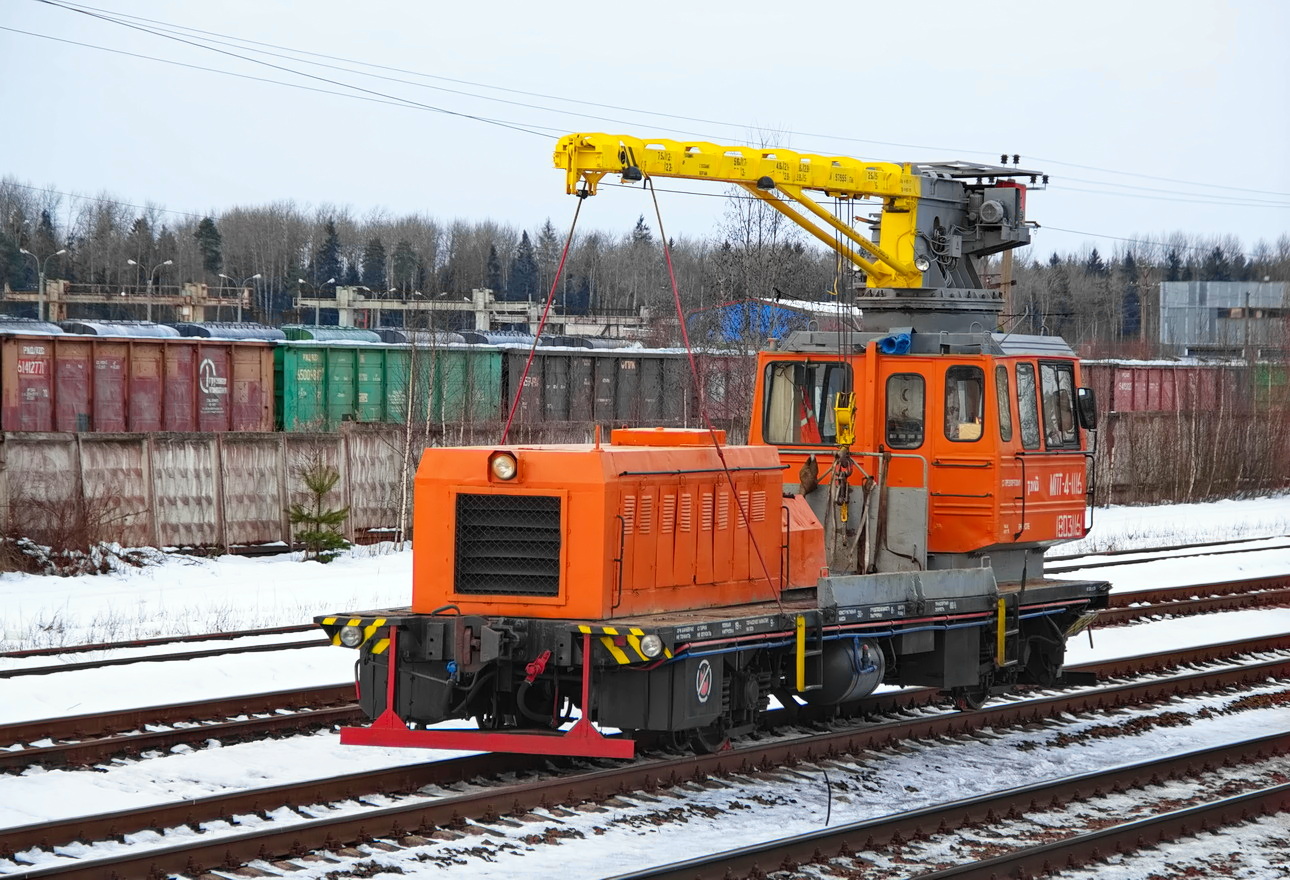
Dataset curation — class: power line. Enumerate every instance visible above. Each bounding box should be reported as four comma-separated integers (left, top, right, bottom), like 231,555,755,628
32,0,1290,201
4,179,204,219
1057,176,1290,208
31,0,551,140
1038,225,1268,259
1049,183,1290,210
0,25,575,135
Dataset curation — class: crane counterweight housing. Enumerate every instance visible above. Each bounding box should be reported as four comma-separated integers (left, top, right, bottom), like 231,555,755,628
316,132,1109,759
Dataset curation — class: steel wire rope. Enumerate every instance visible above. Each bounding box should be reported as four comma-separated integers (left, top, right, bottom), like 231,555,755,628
644,178,786,616
499,197,583,444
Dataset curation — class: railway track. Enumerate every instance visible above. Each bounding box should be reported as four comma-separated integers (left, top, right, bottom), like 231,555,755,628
1098,572,1290,624
3,571,1285,683
5,572,1289,770
4,541,1285,678
1044,534,1290,573
5,633,1289,878
608,732,1290,880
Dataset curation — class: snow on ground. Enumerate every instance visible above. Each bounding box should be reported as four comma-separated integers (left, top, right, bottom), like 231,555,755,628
0,494,1287,877
1061,494,1290,555
0,542,412,652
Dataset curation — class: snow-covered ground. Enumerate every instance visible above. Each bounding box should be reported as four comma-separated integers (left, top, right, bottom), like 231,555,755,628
0,494,1287,878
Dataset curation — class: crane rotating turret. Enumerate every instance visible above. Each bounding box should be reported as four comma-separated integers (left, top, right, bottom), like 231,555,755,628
554,133,1045,333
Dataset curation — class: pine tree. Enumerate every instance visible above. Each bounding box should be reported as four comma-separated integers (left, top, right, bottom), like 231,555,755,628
509,231,539,302
1120,252,1141,339
287,457,350,563
156,227,179,263
536,218,560,299
1165,249,1183,282
1085,247,1107,276
194,216,223,277
361,237,387,291
343,260,360,286
124,217,155,275
486,243,504,298
0,230,26,291
1202,246,1231,281
390,240,419,292
313,219,342,289
631,214,652,245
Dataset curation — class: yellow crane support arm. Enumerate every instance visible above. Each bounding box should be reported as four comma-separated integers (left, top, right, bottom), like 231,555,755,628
553,133,925,287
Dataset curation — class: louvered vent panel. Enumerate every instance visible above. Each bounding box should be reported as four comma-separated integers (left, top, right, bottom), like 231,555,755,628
454,493,561,596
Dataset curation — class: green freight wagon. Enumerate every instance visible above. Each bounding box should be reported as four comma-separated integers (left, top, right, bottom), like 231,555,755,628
275,340,502,431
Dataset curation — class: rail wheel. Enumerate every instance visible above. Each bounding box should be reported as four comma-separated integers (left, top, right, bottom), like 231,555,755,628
689,721,730,754
951,671,993,711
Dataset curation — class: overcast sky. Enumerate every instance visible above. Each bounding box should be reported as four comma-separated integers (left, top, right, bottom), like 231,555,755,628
3,0,1288,262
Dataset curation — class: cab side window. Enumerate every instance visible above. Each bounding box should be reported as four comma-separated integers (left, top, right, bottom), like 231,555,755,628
885,373,925,449
995,365,1014,442
1040,362,1079,448
944,366,985,442
1016,362,1041,450
763,361,852,445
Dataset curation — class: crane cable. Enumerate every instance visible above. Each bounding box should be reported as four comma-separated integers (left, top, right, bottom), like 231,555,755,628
644,178,785,615
499,195,584,444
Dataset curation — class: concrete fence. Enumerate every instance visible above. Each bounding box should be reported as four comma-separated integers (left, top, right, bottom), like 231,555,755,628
0,425,409,550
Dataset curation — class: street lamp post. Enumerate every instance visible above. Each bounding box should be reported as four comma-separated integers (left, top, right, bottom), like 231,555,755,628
219,273,262,322
299,277,335,325
19,247,67,322
126,258,173,322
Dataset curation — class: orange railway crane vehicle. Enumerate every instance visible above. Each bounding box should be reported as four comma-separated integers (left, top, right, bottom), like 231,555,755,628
316,134,1109,758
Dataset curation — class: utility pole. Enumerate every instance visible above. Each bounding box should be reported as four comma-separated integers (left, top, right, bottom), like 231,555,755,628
19,247,67,322
127,259,172,322
1000,248,1014,332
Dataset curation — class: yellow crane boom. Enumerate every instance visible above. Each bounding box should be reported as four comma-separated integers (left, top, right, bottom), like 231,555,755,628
553,133,925,287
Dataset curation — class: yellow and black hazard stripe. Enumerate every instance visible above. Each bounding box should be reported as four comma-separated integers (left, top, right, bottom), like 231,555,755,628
318,616,391,654
577,624,672,664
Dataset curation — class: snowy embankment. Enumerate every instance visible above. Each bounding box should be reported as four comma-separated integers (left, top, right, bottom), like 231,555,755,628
0,496,1287,876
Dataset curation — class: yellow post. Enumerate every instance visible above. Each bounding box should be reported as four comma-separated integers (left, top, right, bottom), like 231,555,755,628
795,614,807,692
995,598,1007,667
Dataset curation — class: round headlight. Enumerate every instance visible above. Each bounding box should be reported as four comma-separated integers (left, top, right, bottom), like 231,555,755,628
639,634,664,658
339,625,364,647
490,453,518,480
914,256,932,272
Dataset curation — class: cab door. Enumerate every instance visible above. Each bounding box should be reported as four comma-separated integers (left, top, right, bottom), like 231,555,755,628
1006,359,1087,545
928,362,996,553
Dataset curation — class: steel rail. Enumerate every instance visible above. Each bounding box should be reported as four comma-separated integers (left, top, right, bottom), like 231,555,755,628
1100,585,1290,625
7,647,1290,878
0,685,356,762
913,784,1290,879
0,636,329,680
603,733,1290,880
1047,533,1290,561
1042,539,1290,572
0,624,315,660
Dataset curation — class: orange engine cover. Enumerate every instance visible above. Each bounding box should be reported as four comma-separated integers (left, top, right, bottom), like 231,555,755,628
411,428,826,619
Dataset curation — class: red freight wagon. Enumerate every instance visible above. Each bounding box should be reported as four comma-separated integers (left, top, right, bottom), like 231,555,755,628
1081,361,1251,415
0,335,275,433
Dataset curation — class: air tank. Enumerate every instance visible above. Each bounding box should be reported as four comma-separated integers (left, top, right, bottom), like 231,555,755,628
801,638,885,705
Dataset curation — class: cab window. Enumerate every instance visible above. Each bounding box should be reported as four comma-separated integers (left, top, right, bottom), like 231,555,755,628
944,366,985,442
885,373,925,449
1016,363,1041,450
763,361,851,445
1040,362,1079,448
995,365,1014,442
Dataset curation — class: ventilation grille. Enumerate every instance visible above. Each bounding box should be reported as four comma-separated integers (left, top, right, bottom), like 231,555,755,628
454,493,561,596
